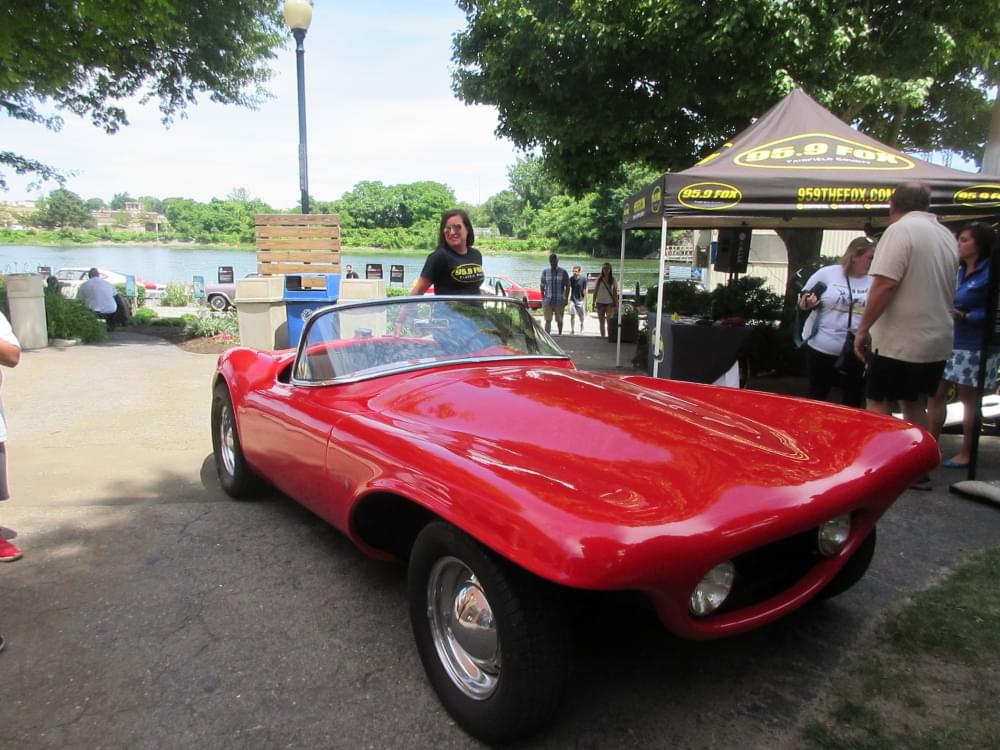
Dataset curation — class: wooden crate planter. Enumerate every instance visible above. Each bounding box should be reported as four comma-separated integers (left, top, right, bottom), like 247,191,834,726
255,214,341,276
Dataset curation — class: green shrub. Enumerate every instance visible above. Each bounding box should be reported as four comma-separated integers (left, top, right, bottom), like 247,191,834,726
386,287,407,297
709,276,783,324
152,317,186,327
646,282,712,317
43,289,106,342
159,281,190,307
132,307,157,324
184,311,239,341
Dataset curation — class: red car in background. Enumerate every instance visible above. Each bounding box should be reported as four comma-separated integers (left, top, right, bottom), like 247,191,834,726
484,274,543,309
424,275,543,309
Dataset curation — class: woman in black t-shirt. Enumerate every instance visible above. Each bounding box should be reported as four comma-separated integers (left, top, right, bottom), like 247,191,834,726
411,209,485,296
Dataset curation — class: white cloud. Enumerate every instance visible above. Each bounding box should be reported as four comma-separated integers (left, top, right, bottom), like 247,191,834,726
2,0,522,208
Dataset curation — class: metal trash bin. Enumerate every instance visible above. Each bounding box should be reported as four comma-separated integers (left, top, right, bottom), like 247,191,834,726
234,276,287,350
284,274,341,347
5,274,48,349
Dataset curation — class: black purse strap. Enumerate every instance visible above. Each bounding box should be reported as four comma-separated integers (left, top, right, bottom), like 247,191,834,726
845,272,853,330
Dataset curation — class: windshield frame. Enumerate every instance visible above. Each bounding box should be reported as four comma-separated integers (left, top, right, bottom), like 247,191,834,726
290,295,570,387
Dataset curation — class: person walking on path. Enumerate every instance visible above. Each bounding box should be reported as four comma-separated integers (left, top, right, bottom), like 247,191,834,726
593,263,619,338
0,309,22,563
540,254,570,334
853,182,959,486
798,237,875,407
927,222,1000,468
568,265,587,334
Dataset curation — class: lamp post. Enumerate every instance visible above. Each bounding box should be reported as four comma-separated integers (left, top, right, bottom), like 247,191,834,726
283,0,313,214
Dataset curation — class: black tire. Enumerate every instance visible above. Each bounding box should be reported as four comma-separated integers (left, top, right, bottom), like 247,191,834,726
211,383,264,499
820,527,877,599
208,294,229,311
407,521,572,744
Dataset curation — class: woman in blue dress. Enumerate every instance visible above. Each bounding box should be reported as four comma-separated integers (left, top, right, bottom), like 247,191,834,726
928,222,1000,468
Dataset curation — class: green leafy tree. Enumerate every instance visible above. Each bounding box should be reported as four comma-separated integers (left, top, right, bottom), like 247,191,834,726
33,188,95,228
1,0,285,190
454,0,998,192
507,155,562,210
530,194,600,252
454,0,1000,302
138,195,165,214
109,193,134,210
84,197,106,211
481,190,520,236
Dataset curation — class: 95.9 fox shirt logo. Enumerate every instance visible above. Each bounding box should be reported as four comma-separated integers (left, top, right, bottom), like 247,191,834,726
451,263,484,285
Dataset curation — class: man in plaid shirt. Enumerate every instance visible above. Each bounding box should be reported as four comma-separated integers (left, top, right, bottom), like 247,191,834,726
540,253,571,334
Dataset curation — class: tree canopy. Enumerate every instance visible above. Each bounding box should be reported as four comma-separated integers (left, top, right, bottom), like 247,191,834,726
453,0,999,192
1,0,286,189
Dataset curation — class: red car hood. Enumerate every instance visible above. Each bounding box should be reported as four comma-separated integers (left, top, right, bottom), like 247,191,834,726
366,365,935,527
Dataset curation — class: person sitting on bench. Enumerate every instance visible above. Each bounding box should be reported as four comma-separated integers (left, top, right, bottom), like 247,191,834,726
77,268,121,329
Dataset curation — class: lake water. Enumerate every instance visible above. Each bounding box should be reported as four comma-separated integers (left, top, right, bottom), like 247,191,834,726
0,244,663,291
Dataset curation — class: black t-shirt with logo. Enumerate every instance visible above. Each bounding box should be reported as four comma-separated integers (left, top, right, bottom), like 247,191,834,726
421,245,485,295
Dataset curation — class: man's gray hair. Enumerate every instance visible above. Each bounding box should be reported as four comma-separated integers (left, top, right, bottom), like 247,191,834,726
891,182,932,213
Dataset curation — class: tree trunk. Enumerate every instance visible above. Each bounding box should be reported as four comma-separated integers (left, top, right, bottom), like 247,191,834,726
776,228,824,310
983,87,1000,176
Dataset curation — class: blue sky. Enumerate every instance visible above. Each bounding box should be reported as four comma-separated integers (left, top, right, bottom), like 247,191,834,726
3,1,523,208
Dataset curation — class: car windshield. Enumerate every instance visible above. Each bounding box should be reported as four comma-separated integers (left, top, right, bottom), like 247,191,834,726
293,296,567,384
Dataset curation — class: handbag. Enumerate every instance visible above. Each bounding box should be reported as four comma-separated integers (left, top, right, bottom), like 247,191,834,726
834,275,864,377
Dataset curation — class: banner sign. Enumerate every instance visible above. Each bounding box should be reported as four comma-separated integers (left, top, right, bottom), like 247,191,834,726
390,264,405,285
366,263,384,280
218,266,234,284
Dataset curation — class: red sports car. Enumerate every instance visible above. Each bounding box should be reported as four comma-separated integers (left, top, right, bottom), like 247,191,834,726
212,295,937,744
483,274,543,309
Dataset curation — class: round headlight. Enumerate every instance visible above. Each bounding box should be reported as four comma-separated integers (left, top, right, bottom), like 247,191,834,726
817,514,851,556
689,561,735,616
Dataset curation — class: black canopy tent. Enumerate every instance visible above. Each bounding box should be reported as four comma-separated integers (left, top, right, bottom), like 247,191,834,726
618,88,1000,372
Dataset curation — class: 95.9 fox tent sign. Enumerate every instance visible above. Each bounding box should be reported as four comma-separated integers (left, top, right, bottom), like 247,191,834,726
623,89,1000,231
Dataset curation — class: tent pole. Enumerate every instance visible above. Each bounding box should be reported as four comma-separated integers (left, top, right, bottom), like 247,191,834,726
652,213,669,378
615,228,626,366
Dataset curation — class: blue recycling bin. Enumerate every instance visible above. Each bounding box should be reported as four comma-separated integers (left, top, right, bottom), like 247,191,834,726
284,274,341,347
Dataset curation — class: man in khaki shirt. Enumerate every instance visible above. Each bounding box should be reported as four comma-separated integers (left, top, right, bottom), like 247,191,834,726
853,182,958,441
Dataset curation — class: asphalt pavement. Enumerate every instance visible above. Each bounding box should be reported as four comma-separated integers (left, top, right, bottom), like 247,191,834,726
2,330,999,749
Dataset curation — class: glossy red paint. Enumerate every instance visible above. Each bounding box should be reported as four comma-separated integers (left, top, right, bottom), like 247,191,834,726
215,348,938,640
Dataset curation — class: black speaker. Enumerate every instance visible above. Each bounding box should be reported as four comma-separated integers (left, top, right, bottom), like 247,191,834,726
713,228,751,273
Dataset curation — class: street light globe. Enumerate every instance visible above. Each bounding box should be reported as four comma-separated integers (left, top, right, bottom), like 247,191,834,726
283,0,312,31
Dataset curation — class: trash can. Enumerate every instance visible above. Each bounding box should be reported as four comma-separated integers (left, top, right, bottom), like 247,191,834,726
284,274,341,347
234,276,287,350
5,274,48,349
338,278,386,300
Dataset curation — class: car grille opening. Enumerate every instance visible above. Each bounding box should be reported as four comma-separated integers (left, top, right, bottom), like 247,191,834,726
714,529,821,614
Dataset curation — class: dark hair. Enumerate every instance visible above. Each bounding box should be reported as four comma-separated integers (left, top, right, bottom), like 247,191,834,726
438,209,474,248
88,267,100,278
890,182,931,213
958,221,997,264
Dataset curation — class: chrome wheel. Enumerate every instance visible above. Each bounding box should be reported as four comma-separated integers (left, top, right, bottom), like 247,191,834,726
426,556,500,700
218,400,237,479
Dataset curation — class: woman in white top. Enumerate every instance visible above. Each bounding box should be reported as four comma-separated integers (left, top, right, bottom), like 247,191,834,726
798,236,876,407
0,310,22,564
593,262,619,338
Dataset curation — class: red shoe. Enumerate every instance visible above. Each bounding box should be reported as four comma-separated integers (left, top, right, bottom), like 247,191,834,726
0,537,21,562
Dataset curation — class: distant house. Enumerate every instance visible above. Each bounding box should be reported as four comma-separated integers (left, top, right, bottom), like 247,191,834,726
91,206,167,233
